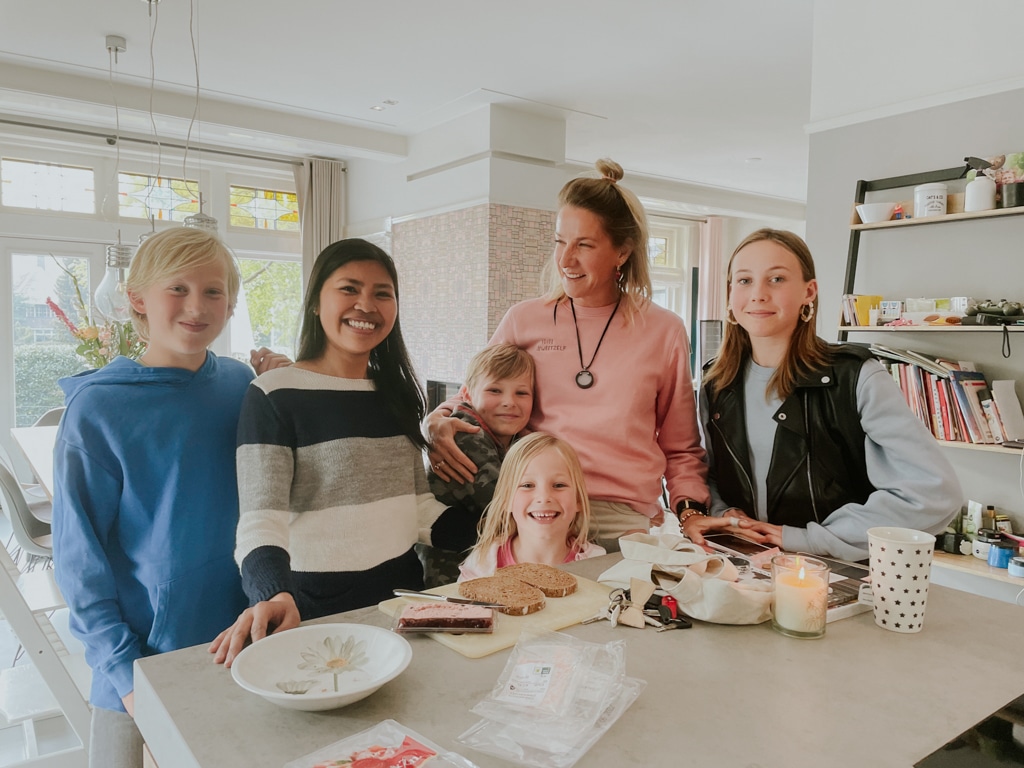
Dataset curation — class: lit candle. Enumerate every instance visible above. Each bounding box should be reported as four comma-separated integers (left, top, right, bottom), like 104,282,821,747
772,556,829,638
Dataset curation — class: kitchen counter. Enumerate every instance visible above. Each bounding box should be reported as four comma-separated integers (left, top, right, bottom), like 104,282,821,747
135,556,1024,767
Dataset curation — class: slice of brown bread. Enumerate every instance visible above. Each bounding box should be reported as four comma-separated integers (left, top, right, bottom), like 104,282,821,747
458,574,545,616
497,563,578,598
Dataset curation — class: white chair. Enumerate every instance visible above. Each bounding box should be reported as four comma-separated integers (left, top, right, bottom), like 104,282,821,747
0,441,50,517
0,538,91,761
0,462,53,571
33,407,66,427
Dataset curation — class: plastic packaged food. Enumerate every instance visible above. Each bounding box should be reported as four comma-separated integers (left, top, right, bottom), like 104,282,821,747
283,719,479,768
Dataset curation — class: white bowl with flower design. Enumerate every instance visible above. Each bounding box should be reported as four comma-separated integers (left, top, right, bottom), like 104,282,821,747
230,623,412,711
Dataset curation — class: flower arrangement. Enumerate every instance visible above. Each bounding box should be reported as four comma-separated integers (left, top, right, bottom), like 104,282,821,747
46,260,145,369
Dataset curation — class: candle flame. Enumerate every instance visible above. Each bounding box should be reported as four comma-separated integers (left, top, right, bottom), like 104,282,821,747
798,566,806,581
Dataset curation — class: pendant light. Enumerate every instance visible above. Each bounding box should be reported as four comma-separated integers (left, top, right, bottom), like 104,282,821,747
95,34,134,322
95,233,133,321
181,0,219,233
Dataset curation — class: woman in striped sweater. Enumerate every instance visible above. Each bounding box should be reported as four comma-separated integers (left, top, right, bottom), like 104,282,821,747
211,239,474,666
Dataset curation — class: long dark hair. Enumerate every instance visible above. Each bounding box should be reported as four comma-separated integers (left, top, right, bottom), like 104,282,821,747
297,238,427,448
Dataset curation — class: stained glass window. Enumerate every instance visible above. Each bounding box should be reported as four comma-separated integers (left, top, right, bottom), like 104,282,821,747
648,236,669,267
230,185,299,231
1,158,95,213
118,172,200,221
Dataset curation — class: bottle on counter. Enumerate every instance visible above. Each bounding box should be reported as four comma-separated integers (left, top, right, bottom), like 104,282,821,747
965,171,997,212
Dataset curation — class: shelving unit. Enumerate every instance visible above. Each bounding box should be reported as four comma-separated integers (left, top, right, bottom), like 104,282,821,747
842,168,1024,595
850,202,1024,231
840,326,1024,333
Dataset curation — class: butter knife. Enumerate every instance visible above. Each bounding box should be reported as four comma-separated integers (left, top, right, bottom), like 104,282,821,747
393,589,505,608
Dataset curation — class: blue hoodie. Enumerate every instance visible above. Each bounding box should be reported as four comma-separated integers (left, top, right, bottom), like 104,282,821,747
52,352,252,712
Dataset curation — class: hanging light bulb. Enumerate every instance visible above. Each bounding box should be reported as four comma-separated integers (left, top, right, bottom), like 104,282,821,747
183,191,219,232
138,215,157,246
95,235,133,322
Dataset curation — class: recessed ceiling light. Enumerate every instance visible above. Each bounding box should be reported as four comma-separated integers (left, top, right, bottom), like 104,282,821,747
745,157,763,163
382,99,399,106
370,105,385,111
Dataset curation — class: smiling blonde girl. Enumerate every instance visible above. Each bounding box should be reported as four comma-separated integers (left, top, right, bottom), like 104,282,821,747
458,432,604,580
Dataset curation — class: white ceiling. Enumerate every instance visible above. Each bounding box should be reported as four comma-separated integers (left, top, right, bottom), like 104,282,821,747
0,0,814,203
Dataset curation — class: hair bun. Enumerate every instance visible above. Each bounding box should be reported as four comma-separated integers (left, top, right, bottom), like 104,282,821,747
595,158,623,183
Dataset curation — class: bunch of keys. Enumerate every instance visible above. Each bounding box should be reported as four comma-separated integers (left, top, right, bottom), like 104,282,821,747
582,580,691,630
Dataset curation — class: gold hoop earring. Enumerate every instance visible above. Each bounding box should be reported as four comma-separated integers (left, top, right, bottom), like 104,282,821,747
726,307,739,326
800,303,815,323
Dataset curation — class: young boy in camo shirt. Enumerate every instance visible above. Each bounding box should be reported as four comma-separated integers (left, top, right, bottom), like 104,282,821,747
420,344,535,585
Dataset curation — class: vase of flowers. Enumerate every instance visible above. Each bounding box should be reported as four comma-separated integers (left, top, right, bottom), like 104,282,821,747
46,259,146,368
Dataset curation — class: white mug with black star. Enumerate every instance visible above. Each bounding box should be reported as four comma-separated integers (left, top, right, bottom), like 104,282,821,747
866,527,936,634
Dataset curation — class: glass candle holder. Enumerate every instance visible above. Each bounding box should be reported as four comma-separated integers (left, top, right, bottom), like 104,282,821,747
771,554,829,639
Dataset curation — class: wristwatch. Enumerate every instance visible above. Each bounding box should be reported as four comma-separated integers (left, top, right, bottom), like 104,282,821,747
676,498,709,517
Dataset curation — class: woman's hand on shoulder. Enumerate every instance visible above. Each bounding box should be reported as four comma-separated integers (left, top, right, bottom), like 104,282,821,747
250,347,293,374
209,592,301,668
425,408,479,484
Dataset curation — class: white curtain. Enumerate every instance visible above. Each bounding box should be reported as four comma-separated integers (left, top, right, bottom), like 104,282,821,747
697,216,725,322
695,217,726,370
293,158,347,283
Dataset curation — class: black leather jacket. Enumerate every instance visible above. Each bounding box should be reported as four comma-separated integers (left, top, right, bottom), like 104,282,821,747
702,345,877,528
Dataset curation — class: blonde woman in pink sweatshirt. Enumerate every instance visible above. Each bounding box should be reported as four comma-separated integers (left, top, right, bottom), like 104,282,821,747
428,159,709,551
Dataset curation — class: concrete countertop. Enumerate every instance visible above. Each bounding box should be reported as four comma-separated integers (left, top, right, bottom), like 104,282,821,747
134,555,1024,768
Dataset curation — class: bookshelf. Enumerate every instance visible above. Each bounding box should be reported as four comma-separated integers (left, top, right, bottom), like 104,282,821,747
840,326,1024,333
842,168,1024,591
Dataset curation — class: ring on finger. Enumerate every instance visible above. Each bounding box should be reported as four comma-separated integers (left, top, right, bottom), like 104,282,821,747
728,516,740,527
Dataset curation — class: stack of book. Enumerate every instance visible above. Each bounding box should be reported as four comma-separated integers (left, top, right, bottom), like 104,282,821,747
841,294,884,326
869,344,1024,445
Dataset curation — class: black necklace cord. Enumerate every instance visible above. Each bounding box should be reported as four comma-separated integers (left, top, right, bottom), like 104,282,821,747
569,295,621,389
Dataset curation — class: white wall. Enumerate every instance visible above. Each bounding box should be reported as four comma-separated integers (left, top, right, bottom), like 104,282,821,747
810,0,1024,130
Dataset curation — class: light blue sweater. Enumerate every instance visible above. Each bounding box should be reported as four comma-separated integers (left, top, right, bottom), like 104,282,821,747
52,353,251,712
701,358,961,561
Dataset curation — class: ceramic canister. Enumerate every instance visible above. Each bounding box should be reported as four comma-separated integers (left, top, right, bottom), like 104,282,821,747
973,529,1003,560
914,183,947,218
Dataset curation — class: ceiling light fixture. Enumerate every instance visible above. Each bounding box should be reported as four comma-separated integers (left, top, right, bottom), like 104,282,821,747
370,105,385,112
382,99,399,106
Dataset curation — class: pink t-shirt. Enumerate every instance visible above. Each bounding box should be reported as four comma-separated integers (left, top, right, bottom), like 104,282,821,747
488,297,708,518
459,539,607,581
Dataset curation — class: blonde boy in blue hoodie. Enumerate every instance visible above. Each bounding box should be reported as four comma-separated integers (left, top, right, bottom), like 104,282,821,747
52,228,251,768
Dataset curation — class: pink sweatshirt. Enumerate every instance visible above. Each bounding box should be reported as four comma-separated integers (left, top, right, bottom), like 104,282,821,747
483,297,709,518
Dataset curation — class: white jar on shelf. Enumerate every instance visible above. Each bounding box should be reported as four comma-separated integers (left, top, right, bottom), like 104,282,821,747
914,183,947,217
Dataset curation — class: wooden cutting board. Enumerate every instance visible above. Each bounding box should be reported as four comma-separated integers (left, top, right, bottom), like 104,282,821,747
377,576,610,658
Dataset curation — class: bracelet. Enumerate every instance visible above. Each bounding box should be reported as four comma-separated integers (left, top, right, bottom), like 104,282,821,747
678,509,704,526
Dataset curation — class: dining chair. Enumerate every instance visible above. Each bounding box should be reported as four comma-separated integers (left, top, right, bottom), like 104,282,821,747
0,442,50,516
32,407,65,427
0,462,53,571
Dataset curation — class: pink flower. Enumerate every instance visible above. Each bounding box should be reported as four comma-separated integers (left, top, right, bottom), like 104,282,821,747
46,298,79,336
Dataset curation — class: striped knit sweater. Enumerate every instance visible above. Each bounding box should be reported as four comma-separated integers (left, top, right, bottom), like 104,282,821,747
235,366,475,619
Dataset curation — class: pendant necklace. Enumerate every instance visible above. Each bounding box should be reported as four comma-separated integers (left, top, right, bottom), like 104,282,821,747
569,296,621,389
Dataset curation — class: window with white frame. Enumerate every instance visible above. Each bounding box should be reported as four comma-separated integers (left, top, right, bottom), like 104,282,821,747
10,253,91,425
648,216,700,321
1,143,302,440
1,157,95,214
